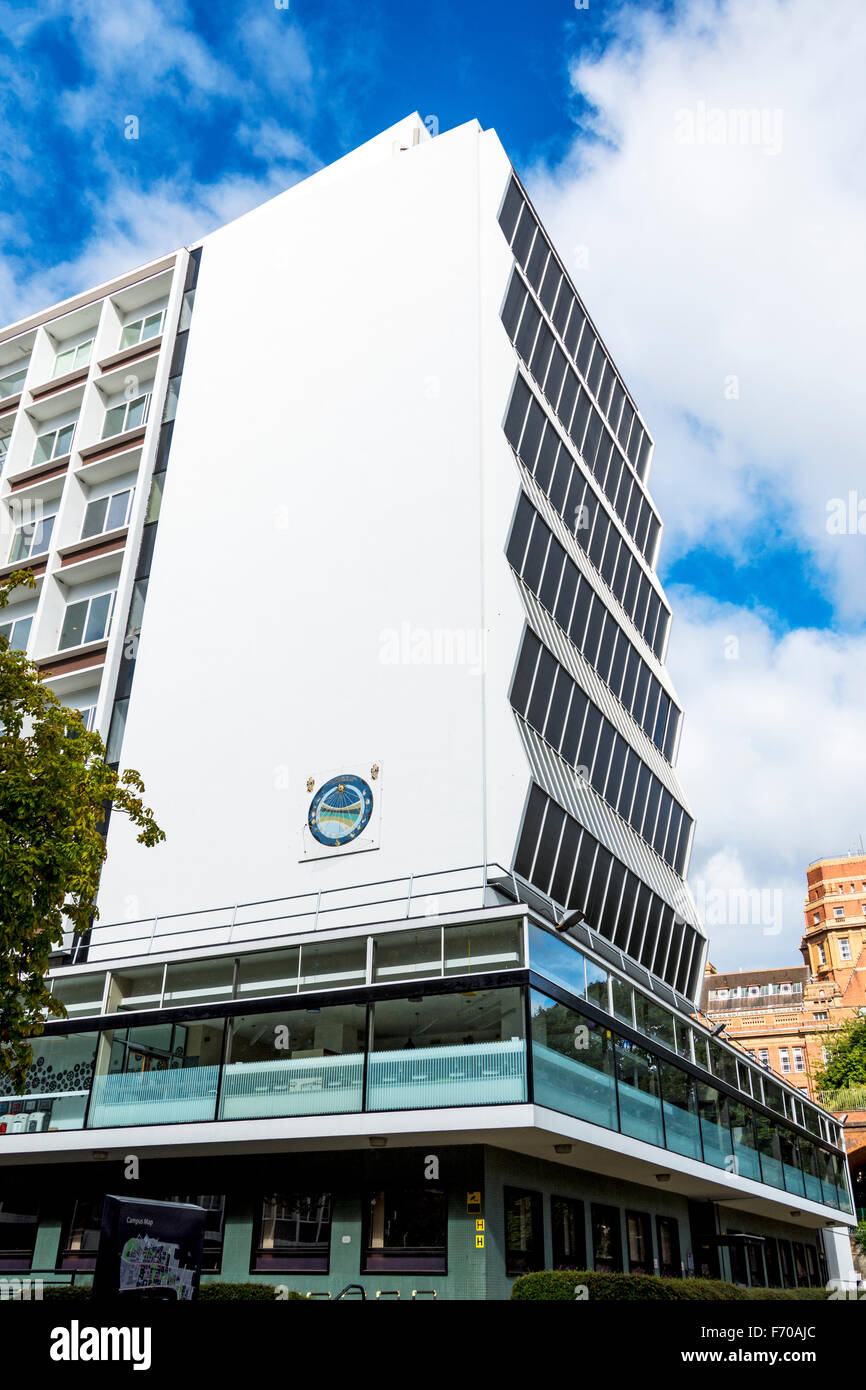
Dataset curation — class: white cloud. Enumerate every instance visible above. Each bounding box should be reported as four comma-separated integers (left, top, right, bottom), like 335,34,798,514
667,589,866,968
0,167,310,326
526,0,866,620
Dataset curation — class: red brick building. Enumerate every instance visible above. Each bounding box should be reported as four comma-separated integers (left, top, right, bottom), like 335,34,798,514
701,853,866,1226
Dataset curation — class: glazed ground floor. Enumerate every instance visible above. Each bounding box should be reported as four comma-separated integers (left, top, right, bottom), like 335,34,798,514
0,1144,844,1300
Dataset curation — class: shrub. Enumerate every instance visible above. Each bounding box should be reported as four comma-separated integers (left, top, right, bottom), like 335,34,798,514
41,1281,303,1301
510,1270,824,1301
199,1282,302,1300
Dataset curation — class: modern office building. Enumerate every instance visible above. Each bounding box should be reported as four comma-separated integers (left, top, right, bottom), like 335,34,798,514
0,114,856,1297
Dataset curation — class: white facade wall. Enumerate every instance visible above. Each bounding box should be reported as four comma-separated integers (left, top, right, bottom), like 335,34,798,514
96,116,532,927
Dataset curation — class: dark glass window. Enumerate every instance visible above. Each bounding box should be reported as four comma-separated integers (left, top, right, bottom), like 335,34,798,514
560,694,588,767
582,598,606,667
498,178,524,243
515,295,541,362
583,412,603,469
533,421,558,492
548,447,570,513
576,702,602,777
569,831,598,914
544,665,573,750
656,1216,681,1279
616,747,640,820
173,1195,225,1272
526,229,549,288
539,260,561,315
544,346,567,410
599,530,618,589
504,1188,543,1276
552,1196,585,1271
522,522,548,594
603,736,627,806
514,784,548,879
564,303,585,358
778,1239,795,1288
763,1237,781,1289
570,390,592,449
640,778,662,845
503,375,532,452
618,400,635,450
632,662,652,730
501,273,526,340
254,1194,332,1272
506,493,535,572
532,798,566,893
591,1204,623,1273
538,539,565,612
551,280,572,337
519,397,545,470
509,628,541,715
585,846,612,928
364,1189,446,1274
587,348,605,398
608,382,625,433
529,322,554,384
607,633,628,700
511,206,538,267
527,645,557,731
59,1198,102,1271
575,326,594,379
550,812,582,908
557,370,578,433
553,562,578,633
590,721,615,787
626,1210,653,1275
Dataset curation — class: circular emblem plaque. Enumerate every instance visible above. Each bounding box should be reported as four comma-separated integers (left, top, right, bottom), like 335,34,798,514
308,774,373,847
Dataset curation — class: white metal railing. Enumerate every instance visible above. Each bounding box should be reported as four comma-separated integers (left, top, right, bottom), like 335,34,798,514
71,864,520,964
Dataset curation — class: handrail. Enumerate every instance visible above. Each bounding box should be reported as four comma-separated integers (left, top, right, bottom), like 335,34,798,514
59,864,505,963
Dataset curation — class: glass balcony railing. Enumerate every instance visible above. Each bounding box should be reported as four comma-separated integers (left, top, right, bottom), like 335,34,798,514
0,976,851,1216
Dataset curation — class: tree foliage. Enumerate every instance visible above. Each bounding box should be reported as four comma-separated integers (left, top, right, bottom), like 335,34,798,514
815,1014,866,1092
1,570,164,1090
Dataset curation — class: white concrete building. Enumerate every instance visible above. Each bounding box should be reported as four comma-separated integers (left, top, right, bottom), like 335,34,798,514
0,115,856,1297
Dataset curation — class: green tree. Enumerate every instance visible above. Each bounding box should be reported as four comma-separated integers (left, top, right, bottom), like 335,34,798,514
814,1015,866,1092
1,569,164,1090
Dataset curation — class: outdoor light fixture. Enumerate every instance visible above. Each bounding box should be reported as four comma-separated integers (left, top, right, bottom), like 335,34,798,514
655,1173,671,1183
369,1136,388,1148
556,908,586,934
554,1144,573,1154
710,1022,726,1037
91,1151,109,1161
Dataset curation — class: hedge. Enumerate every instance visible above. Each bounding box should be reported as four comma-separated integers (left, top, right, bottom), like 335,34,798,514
510,1271,828,1301
40,1282,303,1301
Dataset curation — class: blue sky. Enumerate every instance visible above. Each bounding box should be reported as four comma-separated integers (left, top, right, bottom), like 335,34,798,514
2,0,864,969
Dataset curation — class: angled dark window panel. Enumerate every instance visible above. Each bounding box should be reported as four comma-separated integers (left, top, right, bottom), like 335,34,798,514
563,300,585,359
509,629,542,714
501,273,527,340
512,206,539,267
503,374,532,451
533,799,567,895
515,295,541,361
506,492,535,571
539,260,561,316
499,177,525,243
